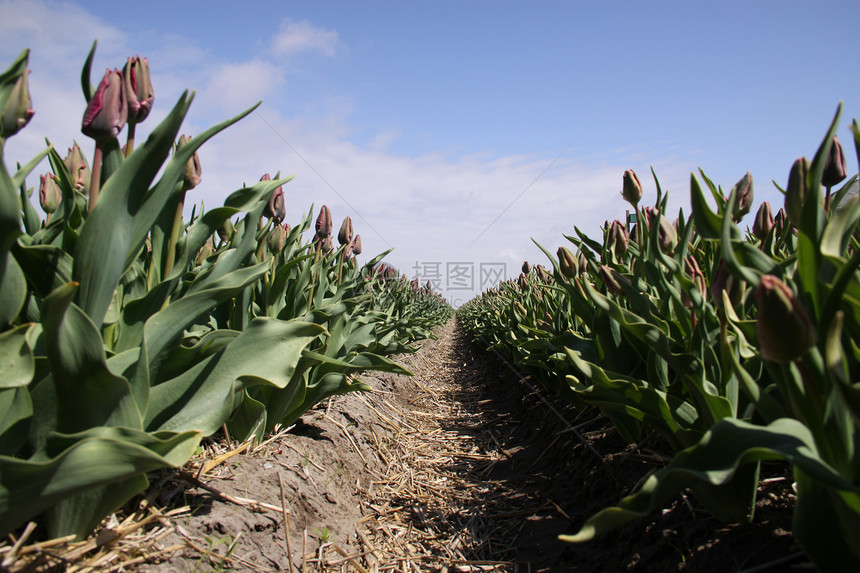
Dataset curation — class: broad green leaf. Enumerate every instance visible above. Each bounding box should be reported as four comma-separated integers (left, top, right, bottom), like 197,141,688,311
0,323,33,388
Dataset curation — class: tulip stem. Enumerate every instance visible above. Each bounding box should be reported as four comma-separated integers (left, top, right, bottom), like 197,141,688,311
824,185,832,214
88,143,103,214
125,122,137,157
163,189,186,279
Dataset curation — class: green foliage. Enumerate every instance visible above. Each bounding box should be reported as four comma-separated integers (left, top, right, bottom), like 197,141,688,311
459,102,860,572
0,45,450,541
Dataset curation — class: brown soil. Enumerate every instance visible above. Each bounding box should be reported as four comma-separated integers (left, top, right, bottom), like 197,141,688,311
3,318,808,572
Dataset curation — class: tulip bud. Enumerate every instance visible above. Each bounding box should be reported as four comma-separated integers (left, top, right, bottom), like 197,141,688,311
218,218,235,243
822,135,847,188
338,216,353,246
752,201,773,241
196,237,215,265
755,275,815,362
656,213,678,254
320,235,333,254
522,261,530,275
621,169,642,206
608,220,629,257
315,205,332,238
123,56,153,124
558,246,578,279
1,68,34,138
599,265,629,297
267,223,287,253
773,207,789,237
177,135,202,191
39,173,61,214
82,68,127,141
785,157,810,228
731,171,753,222
63,144,91,194
350,234,362,256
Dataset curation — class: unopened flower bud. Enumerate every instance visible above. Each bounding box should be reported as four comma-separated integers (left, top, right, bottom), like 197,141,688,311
755,275,815,362
522,261,530,275
350,234,362,256
338,216,353,246
82,68,127,141
315,205,332,238
785,157,810,228
599,265,629,297
752,201,773,241
621,169,642,206
218,218,235,243
657,213,678,254
39,173,61,214
682,256,706,308
732,171,754,222
63,144,91,193
822,135,847,188
1,67,34,138
123,56,153,124
177,135,202,191
268,223,287,253
609,219,629,256
558,246,578,279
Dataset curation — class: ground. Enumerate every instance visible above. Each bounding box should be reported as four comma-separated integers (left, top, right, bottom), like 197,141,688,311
3,319,808,572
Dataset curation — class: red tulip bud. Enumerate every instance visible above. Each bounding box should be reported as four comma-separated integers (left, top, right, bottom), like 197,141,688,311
732,171,754,222
558,247,578,279
82,68,127,141
39,173,61,214
785,157,810,228
350,234,362,256
338,216,353,246
752,201,773,241
822,135,847,188
62,144,91,193
315,205,332,237
177,135,202,191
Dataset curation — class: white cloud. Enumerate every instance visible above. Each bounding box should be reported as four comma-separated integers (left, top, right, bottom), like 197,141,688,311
199,59,285,115
271,19,338,57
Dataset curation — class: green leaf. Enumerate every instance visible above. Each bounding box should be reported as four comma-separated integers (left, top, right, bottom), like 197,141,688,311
42,283,141,433
0,426,200,538
0,324,34,388
690,172,723,240
80,40,96,103
0,250,27,328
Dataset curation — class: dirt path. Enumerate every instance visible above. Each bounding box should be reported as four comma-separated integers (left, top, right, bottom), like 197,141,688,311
16,318,802,572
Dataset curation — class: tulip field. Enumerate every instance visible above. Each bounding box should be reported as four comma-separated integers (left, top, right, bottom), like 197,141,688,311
0,43,452,546
458,106,860,571
3,39,860,572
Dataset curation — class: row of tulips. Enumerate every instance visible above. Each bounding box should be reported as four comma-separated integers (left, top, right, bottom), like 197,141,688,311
0,45,450,541
458,103,860,572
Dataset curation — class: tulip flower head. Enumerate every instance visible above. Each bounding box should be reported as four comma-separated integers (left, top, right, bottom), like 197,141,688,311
1,68,34,139
39,173,61,215
123,56,154,124
752,201,773,241
350,234,362,256
621,169,642,206
82,68,127,142
785,157,810,228
315,205,333,238
732,171,753,222
338,216,353,246
755,275,815,362
822,135,847,189
63,144,91,194
558,246,578,279
177,135,202,191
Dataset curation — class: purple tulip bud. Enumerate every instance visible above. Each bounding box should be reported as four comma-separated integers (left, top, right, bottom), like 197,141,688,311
177,135,202,191
338,216,353,246
350,234,362,256
259,174,285,223
752,201,773,241
621,169,642,206
773,207,789,237
755,275,815,362
522,261,530,275
315,205,332,237
82,68,127,141
62,144,91,193
1,68,34,138
123,56,153,124
609,219,629,256
822,135,847,188
39,173,61,214
732,171,754,222
599,265,629,297
785,157,810,228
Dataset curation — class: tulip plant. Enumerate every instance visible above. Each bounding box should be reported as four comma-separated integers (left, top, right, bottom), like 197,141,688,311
459,103,860,572
0,44,450,541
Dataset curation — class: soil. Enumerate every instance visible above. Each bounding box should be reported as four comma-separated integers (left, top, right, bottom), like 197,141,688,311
4,318,809,572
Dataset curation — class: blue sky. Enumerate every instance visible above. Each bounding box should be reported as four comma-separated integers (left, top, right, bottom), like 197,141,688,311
3,0,860,305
